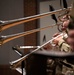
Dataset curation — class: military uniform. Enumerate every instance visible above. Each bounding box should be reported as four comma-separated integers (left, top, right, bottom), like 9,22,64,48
57,34,74,75
58,39,72,52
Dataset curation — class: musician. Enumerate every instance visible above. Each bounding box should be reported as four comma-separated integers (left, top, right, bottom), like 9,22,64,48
43,15,74,75
43,15,72,52
62,20,74,75
53,15,74,52
53,16,74,75
67,21,74,50
26,19,74,75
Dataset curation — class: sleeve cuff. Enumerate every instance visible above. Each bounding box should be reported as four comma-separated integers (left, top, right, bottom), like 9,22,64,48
58,39,65,46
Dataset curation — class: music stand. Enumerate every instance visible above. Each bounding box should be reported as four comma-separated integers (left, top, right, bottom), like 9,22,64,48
12,47,26,75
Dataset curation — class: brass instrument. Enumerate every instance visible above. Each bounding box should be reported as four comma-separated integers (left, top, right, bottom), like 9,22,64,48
0,6,72,45
0,7,71,32
10,33,66,69
0,5,72,45
0,22,62,45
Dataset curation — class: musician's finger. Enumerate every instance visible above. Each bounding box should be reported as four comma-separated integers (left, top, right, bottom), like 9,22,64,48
53,33,60,37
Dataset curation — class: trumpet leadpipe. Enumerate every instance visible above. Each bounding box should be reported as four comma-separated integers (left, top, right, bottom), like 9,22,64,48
10,53,29,69
10,33,67,69
0,22,62,45
0,7,71,32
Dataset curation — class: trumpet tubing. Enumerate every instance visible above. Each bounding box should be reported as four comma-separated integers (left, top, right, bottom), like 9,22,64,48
0,7,71,32
10,54,28,69
0,22,62,45
10,33,67,69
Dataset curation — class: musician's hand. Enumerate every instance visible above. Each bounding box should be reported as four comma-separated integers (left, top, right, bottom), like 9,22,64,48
52,33,63,45
60,15,69,22
62,20,70,30
59,15,70,31
43,43,52,50
61,15,70,30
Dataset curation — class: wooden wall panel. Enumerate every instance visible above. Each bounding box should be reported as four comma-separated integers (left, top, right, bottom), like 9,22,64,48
24,0,37,54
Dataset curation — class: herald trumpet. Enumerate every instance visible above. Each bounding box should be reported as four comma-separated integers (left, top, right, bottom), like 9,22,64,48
10,33,67,69
0,7,71,32
0,22,62,45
